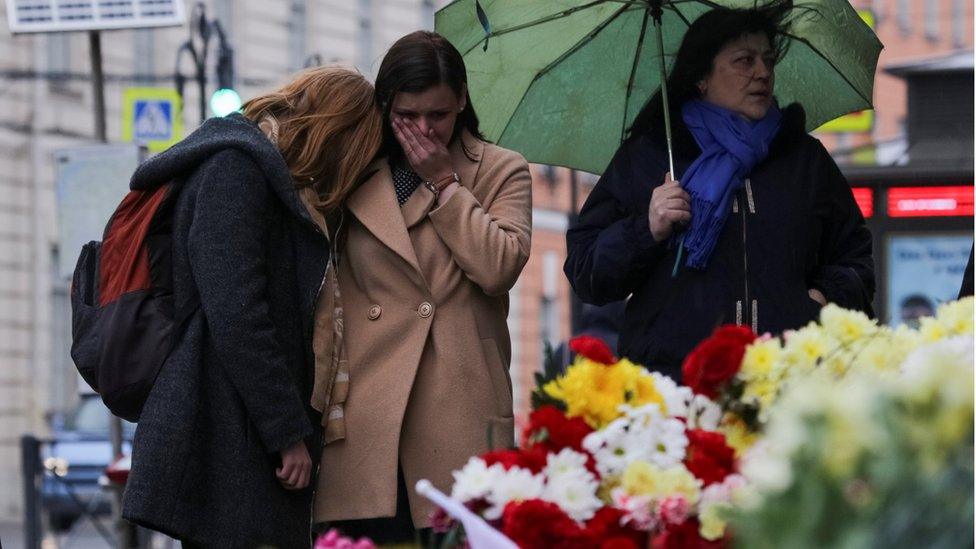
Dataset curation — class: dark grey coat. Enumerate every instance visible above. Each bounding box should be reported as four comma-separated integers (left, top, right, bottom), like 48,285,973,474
121,114,328,548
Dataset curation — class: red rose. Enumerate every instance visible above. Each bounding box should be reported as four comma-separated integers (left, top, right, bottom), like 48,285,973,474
521,406,598,476
586,507,647,547
684,429,737,486
570,335,617,365
522,405,594,453
600,538,641,549
682,325,756,398
481,448,548,474
502,499,584,548
651,519,726,549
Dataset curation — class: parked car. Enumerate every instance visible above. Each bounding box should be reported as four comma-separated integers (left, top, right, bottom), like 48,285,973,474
41,393,134,532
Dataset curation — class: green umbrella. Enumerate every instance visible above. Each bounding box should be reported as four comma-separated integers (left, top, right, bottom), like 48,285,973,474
435,0,882,175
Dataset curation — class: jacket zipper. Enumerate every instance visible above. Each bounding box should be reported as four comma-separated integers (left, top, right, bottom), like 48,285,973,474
740,187,750,329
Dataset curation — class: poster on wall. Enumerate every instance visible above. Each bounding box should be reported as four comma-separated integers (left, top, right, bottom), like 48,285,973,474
886,233,973,327
55,145,142,280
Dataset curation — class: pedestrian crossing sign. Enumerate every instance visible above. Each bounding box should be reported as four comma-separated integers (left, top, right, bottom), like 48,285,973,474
122,87,183,152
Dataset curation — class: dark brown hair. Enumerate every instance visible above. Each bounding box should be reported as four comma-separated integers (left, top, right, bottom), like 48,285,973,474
375,31,486,161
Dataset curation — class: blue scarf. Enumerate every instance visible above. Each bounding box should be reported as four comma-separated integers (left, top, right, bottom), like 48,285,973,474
676,100,782,270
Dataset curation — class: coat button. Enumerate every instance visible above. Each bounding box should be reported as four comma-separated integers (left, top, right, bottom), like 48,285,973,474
418,302,433,318
367,305,382,320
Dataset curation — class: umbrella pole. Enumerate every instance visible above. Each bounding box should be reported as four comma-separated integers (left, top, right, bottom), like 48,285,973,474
650,1,686,276
650,2,675,176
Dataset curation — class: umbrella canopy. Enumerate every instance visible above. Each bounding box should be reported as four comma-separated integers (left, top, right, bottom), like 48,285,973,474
435,0,883,175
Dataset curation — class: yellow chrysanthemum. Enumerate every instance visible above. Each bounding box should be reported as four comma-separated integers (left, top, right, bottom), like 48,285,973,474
740,338,783,381
542,357,665,429
935,297,974,337
919,316,948,343
719,413,759,457
782,323,833,370
698,502,729,541
820,304,878,344
620,461,701,504
742,379,778,411
851,335,899,373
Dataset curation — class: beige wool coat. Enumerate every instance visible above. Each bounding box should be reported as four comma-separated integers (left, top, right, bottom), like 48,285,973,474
312,131,532,527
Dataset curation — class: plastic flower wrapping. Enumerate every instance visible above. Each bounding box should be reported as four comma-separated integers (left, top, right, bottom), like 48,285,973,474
430,297,973,548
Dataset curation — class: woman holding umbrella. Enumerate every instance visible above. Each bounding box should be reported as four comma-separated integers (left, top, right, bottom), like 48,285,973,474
564,0,875,381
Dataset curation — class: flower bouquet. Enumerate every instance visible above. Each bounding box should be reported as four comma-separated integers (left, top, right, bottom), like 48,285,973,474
437,337,744,548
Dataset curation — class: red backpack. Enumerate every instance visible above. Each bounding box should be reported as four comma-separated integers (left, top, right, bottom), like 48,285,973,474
70,180,192,421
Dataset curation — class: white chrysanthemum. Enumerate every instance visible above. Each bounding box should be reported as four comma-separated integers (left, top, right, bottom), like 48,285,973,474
649,372,693,418
644,417,689,468
587,408,689,474
900,335,974,408
685,394,722,431
543,448,591,480
542,468,602,522
584,429,640,477
450,458,501,502
699,473,748,507
739,439,793,493
484,467,546,521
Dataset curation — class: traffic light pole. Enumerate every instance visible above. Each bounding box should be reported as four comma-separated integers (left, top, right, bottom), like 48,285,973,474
175,2,235,124
89,30,136,549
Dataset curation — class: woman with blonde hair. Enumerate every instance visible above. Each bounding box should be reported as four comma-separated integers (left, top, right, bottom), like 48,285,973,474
121,66,382,547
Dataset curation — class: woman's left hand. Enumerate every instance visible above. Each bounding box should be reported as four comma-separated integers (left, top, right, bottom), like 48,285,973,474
808,288,827,307
391,116,455,184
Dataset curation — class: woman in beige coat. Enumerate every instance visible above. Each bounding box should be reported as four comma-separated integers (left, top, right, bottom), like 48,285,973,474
311,31,532,543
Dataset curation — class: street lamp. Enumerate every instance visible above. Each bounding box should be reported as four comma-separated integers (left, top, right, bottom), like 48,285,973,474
174,2,240,124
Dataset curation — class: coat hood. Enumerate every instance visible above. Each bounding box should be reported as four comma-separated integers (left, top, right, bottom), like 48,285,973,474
130,113,315,228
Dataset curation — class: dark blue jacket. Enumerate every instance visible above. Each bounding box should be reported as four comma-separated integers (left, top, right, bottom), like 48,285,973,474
564,104,875,381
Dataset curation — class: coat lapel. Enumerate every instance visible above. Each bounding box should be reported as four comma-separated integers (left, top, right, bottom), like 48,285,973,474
347,161,425,281
401,183,435,229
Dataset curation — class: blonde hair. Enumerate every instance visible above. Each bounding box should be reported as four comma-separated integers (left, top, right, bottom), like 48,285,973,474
242,66,383,213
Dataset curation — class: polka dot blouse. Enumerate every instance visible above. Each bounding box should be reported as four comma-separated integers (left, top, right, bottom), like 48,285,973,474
391,165,423,207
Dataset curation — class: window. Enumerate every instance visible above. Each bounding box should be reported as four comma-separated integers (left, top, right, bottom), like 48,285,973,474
872,0,886,24
357,0,374,74
420,0,435,30
49,246,73,413
924,0,939,41
540,251,561,349
951,0,966,46
508,280,521,410
133,29,155,84
46,32,73,95
289,0,308,71
897,0,911,35
213,0,234,39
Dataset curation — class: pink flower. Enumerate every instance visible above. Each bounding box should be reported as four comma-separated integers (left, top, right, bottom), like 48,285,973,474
611,488,657,532
658,497,690,525
314,529,376,549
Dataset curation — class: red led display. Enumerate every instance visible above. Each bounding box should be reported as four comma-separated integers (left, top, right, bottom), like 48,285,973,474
851,187,873,218
888,186,974,218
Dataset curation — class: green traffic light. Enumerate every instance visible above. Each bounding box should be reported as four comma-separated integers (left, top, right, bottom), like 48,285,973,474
210,88,242,117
